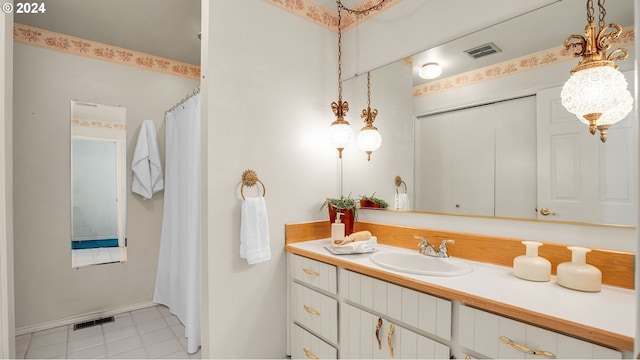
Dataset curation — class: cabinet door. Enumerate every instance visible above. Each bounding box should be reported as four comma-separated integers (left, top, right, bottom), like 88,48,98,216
291,283,338,344
290,324,337,360
459,306,622,359
342,304,449,359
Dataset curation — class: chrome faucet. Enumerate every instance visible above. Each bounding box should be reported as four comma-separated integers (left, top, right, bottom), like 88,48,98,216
414,235,455,258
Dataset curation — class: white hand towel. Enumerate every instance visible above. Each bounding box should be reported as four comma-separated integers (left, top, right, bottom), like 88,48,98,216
394,193,410,210
329,237,377,254
132,120,164,199
240,197,271,265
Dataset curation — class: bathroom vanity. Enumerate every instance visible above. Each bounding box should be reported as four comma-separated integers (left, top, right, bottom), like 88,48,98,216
285,222,634,359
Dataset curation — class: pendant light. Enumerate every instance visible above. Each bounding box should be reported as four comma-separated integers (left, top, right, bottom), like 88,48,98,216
357,72,382,161
328,4,352,159
329,0,388,158
560,0,632,142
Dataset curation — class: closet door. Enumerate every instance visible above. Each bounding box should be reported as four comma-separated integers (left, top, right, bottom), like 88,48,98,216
451,105,495,216
494,96,537,219
414,112,454,212
536,73,636,225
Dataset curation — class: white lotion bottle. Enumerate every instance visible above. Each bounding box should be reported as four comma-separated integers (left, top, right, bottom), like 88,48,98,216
557,246,601,292
513,241,551,282
331,212,345,241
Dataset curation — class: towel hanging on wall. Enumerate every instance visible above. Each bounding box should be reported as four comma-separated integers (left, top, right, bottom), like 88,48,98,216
132,120,164,199
240,170,270,265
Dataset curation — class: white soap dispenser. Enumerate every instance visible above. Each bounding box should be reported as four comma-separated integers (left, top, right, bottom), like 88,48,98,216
513,241,551,282
331,212,345,241
557,246,601,292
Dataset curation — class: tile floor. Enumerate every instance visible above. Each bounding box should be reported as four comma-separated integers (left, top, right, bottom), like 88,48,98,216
15,305,200,359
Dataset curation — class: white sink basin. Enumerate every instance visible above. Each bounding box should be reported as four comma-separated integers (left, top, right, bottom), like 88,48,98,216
370,251,472,276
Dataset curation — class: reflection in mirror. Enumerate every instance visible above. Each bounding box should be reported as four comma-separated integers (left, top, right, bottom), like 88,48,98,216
71,101,127,268
344,0,636,227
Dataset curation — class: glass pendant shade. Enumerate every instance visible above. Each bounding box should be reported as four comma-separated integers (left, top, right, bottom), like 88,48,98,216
596,88,633,126
357,127,382,153
561,66,630,122
329,122,353,154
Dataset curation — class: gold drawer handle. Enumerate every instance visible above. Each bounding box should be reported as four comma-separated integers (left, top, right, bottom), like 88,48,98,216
302,268,320,276
500,336,556,359
303,305,320,316
387,323,395,358
303,347,318,359
375,318,382,349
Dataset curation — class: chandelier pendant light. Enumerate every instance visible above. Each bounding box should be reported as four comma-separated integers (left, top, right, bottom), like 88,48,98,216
560,0,632,142
329,0,388,158
357,72,382,161
328,4,352,159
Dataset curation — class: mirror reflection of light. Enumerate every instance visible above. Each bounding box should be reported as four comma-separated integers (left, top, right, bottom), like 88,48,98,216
418,62,442,79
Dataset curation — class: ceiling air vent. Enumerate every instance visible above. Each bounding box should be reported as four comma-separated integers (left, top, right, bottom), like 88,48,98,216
464,42,502,59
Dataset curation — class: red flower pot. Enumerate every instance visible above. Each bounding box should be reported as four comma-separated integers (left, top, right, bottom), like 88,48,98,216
360,199,381,209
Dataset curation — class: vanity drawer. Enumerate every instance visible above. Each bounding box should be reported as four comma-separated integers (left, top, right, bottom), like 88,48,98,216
291,282,338,344
290,324,337,360
340,269,452,340
458,306,622,359
290,254,337,294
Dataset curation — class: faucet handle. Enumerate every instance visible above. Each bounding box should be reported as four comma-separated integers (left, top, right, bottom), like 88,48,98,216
438,239,455,257
414,235,427,245
440,239,455,247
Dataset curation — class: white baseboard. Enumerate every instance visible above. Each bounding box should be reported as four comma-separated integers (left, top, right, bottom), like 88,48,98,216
15,301,157,336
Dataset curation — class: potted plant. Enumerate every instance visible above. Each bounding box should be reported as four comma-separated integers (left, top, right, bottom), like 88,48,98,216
359,193,389,209
320,194,357,235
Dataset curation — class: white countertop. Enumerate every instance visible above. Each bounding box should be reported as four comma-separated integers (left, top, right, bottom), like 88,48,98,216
289,239,635,340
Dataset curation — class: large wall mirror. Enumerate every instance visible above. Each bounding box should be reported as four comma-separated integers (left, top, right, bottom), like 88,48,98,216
342,0,636,227
71,101,127,268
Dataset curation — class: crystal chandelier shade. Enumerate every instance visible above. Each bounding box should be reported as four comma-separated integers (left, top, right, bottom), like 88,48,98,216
560,0,632,142
357,128,382,160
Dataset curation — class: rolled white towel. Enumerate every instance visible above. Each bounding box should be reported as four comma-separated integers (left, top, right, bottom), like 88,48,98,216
329,237,377,254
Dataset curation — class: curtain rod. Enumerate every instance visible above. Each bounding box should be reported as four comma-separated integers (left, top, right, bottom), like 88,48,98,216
166,86,201,114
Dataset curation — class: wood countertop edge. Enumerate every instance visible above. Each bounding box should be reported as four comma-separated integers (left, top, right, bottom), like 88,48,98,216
285,245,634,352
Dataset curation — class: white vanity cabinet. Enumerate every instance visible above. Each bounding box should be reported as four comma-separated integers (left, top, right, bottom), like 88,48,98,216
339,269,451,359
289,254,339,359
458,305,622,359
341,304,450,359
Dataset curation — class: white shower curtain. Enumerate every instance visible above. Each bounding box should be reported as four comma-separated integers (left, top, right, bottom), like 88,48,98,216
153,92,201,354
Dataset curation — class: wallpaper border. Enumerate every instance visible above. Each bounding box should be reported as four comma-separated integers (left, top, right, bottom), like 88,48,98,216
13,23,200,81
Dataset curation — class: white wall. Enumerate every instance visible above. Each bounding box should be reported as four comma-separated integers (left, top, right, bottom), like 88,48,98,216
0,3,15,358
202,1,338,357
12,44,198,329
341,61,414,208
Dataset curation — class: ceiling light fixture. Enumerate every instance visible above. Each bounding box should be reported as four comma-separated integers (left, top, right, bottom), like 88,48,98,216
418,62,442,79
560,0,632,142
329,0,388,159
357,72,382,161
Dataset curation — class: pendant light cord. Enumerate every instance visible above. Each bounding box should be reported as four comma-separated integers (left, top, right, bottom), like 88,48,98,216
586,0,607,28
335,0,389,102
337,5,343,103
367,72,371,108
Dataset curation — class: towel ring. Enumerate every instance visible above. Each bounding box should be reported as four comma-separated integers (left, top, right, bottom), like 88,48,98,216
241,169,266,199
395,176,407,194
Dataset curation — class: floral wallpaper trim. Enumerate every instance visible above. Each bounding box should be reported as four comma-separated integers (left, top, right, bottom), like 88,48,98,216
14,24,200,81
414,26,635,98
264,0,400,32
71,118,125,131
